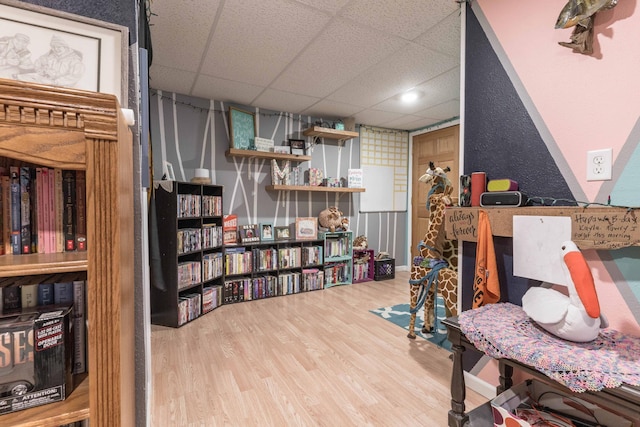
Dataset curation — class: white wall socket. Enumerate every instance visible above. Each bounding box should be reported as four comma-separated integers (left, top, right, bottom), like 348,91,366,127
586,148,612,181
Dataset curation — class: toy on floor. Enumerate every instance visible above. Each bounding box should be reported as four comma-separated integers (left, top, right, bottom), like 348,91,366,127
408,162,458,339
522,240,608,342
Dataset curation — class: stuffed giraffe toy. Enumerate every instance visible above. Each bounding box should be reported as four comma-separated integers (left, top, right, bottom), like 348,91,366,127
408,162,458,339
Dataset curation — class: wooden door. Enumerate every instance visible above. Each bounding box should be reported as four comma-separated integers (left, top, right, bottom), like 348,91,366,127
411,126,459,259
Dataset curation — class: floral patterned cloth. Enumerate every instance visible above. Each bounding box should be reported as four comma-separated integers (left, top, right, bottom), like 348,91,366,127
458,302,640,392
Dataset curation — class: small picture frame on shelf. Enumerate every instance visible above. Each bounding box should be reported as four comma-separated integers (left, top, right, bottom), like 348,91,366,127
274,226,291,241
288,138,305,156
295,217,318,240
239,224,260,243
260,223,274,241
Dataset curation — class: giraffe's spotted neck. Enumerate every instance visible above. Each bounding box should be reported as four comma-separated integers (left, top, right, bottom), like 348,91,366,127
422,193,447,259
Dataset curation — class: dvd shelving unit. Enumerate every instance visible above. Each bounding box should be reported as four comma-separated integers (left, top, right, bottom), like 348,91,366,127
150,181,224,327
323,231,353,287
222,239,324,303
0,80,134,426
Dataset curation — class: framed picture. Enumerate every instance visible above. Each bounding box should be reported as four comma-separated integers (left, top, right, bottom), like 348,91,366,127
274,226,290,241
0,0,128,106
288,138,305,155
229,106,256,150
239,224,260,244
260,223,274,242
296,217,318,240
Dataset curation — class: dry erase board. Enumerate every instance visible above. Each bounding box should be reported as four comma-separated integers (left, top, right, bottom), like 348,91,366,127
229,107,256,150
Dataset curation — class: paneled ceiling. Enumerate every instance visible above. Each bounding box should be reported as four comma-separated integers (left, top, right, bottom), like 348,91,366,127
148,0,462,131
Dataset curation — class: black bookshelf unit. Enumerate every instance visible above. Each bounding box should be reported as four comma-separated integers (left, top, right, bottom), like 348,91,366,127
150,181,224,327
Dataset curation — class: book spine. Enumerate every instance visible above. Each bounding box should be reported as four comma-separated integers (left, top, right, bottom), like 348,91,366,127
2,285,21,313
0,174,7,255
62,170,76,251
54,282,74,305
38,282,55,305
9,167,21,255
72,280,86,374
36,167,45,253
20,166,32,254
75,170,87,251
21,283,38,308
54,168,63,253
41,168,50,253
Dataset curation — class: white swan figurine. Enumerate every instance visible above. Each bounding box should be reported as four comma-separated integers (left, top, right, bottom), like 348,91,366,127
522,240,608,342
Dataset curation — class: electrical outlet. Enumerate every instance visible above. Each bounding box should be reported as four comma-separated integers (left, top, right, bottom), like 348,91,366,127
586,148,612,181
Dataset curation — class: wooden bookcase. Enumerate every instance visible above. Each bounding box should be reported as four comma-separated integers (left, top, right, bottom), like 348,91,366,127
0,79,134,426
150,181,224,327
323,231,353,287
222,239,324,303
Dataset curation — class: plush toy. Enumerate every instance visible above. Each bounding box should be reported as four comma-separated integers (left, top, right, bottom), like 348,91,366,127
318,206,344,232
522,240,608,342
354,235,368,249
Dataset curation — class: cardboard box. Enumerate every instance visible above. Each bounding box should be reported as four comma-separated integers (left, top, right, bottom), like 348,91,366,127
0,305,74,415
492,379,633,427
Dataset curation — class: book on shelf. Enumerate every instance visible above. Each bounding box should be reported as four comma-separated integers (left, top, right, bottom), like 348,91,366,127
2,285,21,313
54,167,64,253
75,170,87,251
10,166,21,255
20,166,32,254
0,174,8,255
35,167,45,253
54,282,74,305
38,282,55,305
21,283,38,308
62,169,77,251
73,280,86,374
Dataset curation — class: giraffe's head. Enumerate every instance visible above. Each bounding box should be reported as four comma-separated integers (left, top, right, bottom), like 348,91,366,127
419,161,453,199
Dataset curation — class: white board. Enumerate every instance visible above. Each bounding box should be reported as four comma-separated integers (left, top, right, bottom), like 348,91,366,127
512,216,572,284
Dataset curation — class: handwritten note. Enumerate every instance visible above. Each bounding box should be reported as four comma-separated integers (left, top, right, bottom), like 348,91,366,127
444,208,478,241
572,212,640,249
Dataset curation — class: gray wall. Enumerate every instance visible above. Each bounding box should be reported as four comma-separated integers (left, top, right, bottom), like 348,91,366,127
149,90,409,265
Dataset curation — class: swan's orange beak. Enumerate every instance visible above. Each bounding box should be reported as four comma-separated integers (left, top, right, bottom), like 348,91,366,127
564,251,600,319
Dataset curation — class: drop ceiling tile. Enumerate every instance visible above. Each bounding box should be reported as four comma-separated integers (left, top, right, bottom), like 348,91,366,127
414,10,461,58
382,115,441,131
328,43,458,107
414,100,460,120
252,89,320,114
301,99,363,120
271,18,407,98
341,0,458,40
352,109,405,127
149,0,221,71
150,66,197,95
200,0,331,87
294,0,352,14
192,74,265,105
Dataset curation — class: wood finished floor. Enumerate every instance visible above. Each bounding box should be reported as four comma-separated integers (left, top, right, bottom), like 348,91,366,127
150,271,485,426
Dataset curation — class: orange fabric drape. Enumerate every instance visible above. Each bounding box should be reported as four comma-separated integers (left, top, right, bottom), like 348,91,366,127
472,210,500,308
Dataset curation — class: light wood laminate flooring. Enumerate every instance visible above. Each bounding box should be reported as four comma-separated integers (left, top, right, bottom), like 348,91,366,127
150,271,486,426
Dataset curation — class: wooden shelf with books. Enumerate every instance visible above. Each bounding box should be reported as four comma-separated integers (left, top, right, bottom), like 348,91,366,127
150,181,224,327
0,79,134,426
226,148,311,162
352,249,374,283
266,185,365,193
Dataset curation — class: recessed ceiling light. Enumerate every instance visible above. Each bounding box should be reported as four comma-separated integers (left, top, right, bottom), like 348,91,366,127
400,91,419,103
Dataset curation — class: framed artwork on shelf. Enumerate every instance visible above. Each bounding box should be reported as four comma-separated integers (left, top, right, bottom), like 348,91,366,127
274,226,290,241
229,106,256,150
260,223,274,242
295,217,318,240
288,138,305,155
0,0,128,106
239,224,260,244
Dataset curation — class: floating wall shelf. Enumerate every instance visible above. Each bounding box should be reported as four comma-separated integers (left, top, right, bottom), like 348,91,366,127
225,148,311,162
266,185,365,193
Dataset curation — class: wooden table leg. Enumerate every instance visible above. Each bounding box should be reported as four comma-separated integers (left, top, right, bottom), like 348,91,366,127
498,360,513,394
445,324,469,427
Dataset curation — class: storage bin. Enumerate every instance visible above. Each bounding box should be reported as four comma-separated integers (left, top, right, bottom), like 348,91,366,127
374,258,395,281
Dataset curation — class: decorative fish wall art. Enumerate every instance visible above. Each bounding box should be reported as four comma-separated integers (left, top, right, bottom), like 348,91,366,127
555,0,618,54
